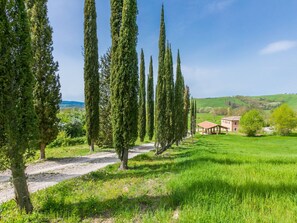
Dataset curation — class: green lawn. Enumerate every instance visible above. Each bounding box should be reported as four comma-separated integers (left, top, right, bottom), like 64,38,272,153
2,134,297,222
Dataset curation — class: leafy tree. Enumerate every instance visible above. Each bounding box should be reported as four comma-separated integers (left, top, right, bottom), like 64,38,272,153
111,0,138,170
240,109,265,136
97,49,113,147
174,50,185,144
271,104,297,136
183,86,190,137
147,56,154,140
138,49,146,142
84,0,100,151
26,0,61,160
0,0,38,213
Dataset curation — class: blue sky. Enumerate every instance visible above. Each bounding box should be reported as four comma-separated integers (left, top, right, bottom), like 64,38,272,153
47,0,297,101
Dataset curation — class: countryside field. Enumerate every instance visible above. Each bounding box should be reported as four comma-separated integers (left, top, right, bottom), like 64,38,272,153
195,94,297,110
2,134,297,222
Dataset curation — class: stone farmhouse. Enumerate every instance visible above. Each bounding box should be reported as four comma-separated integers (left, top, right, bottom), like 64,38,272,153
221,116,241,132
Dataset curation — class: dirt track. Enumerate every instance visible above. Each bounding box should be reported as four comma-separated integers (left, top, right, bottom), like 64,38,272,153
0,143,154,204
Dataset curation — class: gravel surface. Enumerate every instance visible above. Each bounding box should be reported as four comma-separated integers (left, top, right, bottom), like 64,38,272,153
0,143,154,204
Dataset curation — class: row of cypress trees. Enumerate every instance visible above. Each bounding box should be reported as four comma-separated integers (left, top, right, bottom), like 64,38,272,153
155,6,191,155
0,0,61,213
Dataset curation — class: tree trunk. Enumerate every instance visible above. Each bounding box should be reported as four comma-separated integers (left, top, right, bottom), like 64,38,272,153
11,156,33,213
119,149,128,170
155,143,173,155
90,140,94,152
40,143,46,160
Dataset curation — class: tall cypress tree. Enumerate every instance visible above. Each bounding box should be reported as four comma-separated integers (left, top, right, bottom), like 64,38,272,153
138,49,146,142
174,50,185,145
97,49,113,147
155,5,167,150
111,0,138,170
164,44,174,143
190,99,196,136
147,56,154,140
84,0,100,152
0,0,37,213
183,86,190,137
26,0,61,160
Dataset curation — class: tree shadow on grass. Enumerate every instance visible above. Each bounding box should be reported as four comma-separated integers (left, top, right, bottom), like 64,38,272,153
39,193,175,221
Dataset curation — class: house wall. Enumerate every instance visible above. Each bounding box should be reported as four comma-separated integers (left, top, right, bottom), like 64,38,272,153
221,120,240,132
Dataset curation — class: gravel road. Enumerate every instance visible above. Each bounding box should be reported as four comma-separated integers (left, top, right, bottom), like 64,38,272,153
0,143,154,204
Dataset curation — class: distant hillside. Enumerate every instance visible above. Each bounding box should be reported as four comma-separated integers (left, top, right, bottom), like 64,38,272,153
195,94,297,111
60,101,84,109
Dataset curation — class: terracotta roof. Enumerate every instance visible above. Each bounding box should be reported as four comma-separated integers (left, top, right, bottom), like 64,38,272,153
222,116,241,121
198,121,219,129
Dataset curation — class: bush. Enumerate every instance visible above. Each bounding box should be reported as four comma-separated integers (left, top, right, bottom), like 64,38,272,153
270,104,297,136
48,131,87,148
240,109,264,136
58,109,86,138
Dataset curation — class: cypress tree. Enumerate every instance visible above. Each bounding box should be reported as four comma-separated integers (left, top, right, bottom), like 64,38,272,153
111,0,138,170
84,0,100,152
174,50,185,145
0,0,37,213
97,49,113,147
155,5,167,150
183,86,190,137
190,99,196,136
110,0,123,57
147,56,154,140
138,49,146,142
164,44,175,143
26,0,61,160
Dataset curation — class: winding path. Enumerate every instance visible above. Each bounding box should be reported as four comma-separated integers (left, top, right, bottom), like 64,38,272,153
0,143,154,204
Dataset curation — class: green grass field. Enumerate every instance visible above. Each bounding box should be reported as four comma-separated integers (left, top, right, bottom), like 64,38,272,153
2,134,297,222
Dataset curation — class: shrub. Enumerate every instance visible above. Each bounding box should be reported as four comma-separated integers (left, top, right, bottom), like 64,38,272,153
48,131,87,148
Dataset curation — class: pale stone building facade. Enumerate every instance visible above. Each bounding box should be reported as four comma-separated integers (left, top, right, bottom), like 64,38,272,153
221,116,241,132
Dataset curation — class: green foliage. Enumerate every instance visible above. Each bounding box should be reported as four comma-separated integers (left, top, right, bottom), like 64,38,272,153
26,0,61,154
190,99,196,136
155,5,167,149
58,109,86,138
3,135,297,222
48,131,87,148
164,45,175,143
183,86,190,137
0,0,38,212
240,109,265,136
174,50,185,143
271,104,297,136
84,0,100,147
110,0,138,165
138,49,146,142
147,56,154,140
97,49,113,147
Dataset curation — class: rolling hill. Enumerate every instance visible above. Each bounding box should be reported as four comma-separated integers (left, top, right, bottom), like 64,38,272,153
195,94,297,111
60,101,84,109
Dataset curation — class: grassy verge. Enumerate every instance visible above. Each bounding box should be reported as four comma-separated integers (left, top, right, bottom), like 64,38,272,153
2,134,297,222
30,136,153,162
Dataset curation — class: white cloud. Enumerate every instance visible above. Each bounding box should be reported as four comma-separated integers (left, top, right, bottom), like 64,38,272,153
206,0,235,13
260,40,297,55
